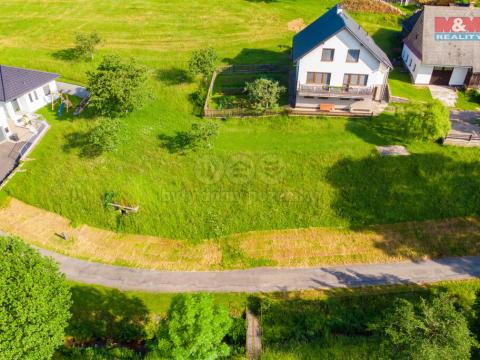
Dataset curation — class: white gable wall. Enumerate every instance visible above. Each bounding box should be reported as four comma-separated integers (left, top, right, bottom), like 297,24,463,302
402,44,469,86
402,44,433,84
296,29,387,88
0,103,8,142
16,80,57,113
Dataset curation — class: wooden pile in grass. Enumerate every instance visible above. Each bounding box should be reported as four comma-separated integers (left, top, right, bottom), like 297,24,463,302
342,0,405,15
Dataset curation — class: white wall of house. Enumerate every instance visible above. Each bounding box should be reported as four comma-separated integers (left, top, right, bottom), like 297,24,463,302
402,44,469,86
296,29,388,89
0,103,9,142
15,80,57,114
402,44,433,85
0,80,57,141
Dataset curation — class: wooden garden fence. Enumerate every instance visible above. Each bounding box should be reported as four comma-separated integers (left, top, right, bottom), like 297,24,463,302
203,64,291,118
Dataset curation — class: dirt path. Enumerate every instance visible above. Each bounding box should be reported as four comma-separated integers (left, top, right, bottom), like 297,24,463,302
246,309,262,360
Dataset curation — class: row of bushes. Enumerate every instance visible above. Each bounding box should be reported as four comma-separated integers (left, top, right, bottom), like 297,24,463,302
257,282,480,359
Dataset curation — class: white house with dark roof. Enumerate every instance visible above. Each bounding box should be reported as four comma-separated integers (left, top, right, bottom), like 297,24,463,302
0,65,59,142
402,5,480,87
292,5,393,112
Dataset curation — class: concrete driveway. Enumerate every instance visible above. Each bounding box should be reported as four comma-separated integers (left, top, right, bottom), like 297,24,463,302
445,110,480,147
429,85,457,107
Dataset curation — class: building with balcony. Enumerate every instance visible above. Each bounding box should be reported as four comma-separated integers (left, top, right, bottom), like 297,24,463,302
292,5,393,113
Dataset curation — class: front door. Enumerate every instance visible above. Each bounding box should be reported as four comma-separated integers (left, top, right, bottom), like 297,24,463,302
430,67,453,86
11,99,20,113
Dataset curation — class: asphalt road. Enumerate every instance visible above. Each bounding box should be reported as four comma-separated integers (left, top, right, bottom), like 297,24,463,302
35,247,480,293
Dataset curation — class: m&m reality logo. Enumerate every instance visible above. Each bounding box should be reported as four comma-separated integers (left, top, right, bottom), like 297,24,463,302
435,17,480,40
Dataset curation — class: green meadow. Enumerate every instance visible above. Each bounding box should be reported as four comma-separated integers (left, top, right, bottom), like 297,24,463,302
1,0,479,243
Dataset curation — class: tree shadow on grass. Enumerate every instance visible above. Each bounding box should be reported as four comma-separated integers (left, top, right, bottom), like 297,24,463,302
62,130,102,158
345,112,406,146
223,47,292,66
250,284,432,347
371,28,402,59
51,48,78,61
68,285,149,346
156,68,193,86
158,132,194,153
326,152,480,259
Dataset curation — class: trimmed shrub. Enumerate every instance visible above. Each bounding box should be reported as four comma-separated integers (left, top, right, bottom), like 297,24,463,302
398,100,451,142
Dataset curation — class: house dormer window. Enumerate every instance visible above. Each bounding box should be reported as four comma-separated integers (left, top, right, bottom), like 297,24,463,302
346,49,360,63
321,48,335,62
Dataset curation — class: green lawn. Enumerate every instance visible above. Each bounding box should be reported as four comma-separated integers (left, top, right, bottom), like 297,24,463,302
1,0,479,244
456,89,480,111
388,68,433,102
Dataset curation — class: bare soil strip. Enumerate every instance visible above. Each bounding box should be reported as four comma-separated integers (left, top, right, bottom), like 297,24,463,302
1,198,480,271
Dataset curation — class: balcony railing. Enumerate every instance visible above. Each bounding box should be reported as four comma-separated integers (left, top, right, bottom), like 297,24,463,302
298,84,374,98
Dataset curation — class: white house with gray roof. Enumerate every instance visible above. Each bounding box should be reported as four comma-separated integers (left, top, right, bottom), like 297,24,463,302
0,65,58,143
402,5,480,87
292,5,393,112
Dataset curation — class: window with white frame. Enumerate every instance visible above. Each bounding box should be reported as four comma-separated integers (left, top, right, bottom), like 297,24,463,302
28,93,34,103
33,91,38,100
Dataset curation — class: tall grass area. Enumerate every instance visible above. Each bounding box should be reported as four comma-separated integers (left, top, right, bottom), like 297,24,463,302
258,280,480,359
1,0,477,243
63,280,480,358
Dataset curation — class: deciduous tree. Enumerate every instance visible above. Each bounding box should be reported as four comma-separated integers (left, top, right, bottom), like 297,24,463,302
89,117,122,153
244,78,285,112
74,32,102,60
154,293,232,360
87,56,148,116
188,47,217,78
0,236,71,360
373,292,476,360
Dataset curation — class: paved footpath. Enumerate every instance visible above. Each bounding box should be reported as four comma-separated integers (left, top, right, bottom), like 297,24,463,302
35,247,480,293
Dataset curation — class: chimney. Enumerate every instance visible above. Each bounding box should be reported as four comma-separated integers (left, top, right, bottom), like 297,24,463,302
337,5,343,14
